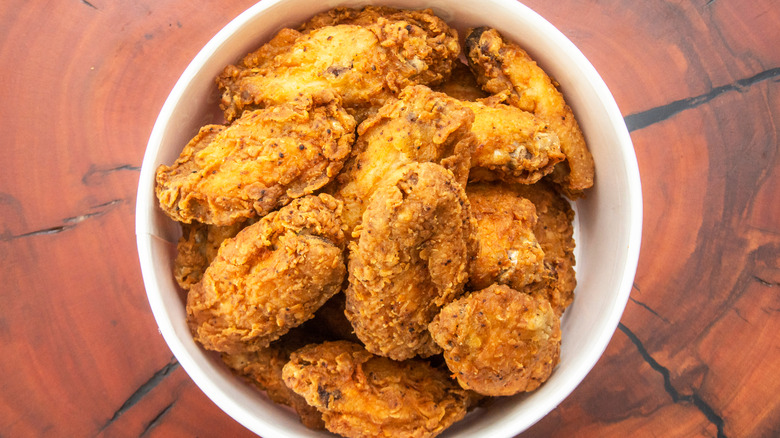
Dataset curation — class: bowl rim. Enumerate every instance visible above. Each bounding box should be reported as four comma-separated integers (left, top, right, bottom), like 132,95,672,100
135,0,643,436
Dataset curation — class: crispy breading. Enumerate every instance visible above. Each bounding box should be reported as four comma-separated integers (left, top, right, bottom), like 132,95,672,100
282,341,470,438
429,284,561,396
155,96,355,225
511,181,577,316
435,62,565,184
218,7,460,122
330,84,475,238
464,99,565,184
466,183,546,290
465,27,595,197
221,328,325,430
186,194,346,354
173,220,253,290
345,163,477,360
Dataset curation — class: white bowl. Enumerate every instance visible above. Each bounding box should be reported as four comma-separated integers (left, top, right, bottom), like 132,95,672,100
135,0,642,436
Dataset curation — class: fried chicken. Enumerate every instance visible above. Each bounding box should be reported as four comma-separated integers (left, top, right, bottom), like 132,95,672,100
330,84,475,238
282,341,470,438
511,181,577,316
429,284,561,396
345,163,477,360
173,220,253,290
155,96,355,226
466,183,546,291
186,194,346,354
464,99,565,184
218,7,460,123
221,327,325,430
465,27,595,197
435,62,565,184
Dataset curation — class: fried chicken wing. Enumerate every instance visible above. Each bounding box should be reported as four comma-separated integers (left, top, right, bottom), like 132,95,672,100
345,163,477,360
465,99,565,184
221,328,325,430
330,84,475,237
511,182,577,316
155,96,355,225
429,284,561,396
465,27,595,197
218,7,460,122
186,194,346,354
466,183,546,291
435,63,565,184
282,341,470,438
173,220,253,290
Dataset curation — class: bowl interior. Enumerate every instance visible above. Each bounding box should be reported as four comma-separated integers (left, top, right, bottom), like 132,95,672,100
136,0,642,436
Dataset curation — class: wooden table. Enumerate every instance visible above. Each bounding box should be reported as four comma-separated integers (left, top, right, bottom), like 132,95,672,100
2,1,778,436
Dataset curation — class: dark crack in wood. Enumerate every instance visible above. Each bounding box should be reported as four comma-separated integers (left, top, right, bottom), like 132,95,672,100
629,296,671,324
140,401,176,437
624,67,780,132
2,199,123,241
101,358,180,431
82,164,141,185
753,275,778,287
618,323,726,438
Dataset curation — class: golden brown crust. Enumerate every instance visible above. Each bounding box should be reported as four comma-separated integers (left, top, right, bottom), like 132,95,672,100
218,8,460,123
465,99,565,184
466,183,546,290
510,182,577,316
282,341,470,438
330,84,475,238
345,163,477,360
186,194,346,354
429,284,561,396
465,27,594,197
155,97,355,225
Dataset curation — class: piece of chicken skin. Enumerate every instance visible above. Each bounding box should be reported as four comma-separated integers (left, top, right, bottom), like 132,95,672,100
511,182,577,316
465,27,595,198
218,7,460,123
155,96,355,226
329,84,475,238
186,194,346,355
465,183,546,291
221,327,325,430
345,163,478,360
464,99,565,184
282,341,470,438
429,284,561,396
173,219,255,291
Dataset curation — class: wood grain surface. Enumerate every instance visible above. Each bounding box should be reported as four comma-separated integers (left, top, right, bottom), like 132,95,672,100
1,1,777,437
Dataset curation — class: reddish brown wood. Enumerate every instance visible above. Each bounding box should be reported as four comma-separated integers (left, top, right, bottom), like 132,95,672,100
1,0,777,437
